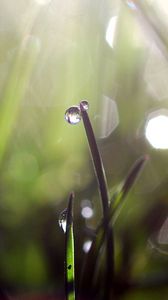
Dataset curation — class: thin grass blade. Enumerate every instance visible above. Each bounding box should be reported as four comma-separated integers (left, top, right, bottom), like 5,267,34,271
65,192,75,300
111,155,149,224
81,155,148,295
79,102,114,299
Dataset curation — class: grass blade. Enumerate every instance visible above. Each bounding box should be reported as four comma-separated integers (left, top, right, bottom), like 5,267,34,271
79,102,109,215
111,155,149,223
79,102,114,299
80,155,148,296
65,192,75,300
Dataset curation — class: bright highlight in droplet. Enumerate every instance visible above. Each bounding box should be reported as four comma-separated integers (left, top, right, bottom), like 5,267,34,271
58,209,67,233
105,16,118,48
83,240,92,253
81,206,93,219
145,115,168,149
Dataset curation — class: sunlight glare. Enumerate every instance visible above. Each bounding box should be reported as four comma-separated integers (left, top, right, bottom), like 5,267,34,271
35,0,51,5
105,16,118,48
145,114,168,149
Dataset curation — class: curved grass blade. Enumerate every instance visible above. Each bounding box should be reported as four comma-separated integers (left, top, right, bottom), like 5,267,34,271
79,102,114,299
65,192,75,300
98,155,148,235
111,155,149,224
80,155,148,296
79,102,109,216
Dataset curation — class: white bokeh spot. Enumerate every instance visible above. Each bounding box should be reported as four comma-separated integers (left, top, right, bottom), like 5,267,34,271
106,16,118,48
145,112,168,149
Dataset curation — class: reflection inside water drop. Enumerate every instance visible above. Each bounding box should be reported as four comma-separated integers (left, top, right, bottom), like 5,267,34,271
65,106,81,125
58,209,67,233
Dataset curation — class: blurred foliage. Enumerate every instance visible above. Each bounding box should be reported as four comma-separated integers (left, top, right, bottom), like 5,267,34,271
0,0,168,298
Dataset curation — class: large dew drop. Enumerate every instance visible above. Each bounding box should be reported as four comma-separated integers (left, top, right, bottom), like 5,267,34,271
65,106,81,125
58,209,67,233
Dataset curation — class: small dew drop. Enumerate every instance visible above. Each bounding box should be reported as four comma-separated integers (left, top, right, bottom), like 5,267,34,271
68,265,72,270
65,106,81,125
58,209,67,233
80,100,89,111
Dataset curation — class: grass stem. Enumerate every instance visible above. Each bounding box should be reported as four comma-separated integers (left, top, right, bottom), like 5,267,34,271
79,102,114,299
65,192,75,300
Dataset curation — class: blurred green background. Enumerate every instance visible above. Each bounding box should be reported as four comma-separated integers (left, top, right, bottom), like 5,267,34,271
0,0,168,298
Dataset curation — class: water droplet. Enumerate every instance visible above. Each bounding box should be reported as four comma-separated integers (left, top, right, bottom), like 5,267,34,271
65,106,81,125
80,100,89,111
68,265,72,270
58,209,67,233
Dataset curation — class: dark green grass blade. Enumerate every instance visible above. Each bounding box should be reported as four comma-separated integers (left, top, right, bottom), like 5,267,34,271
81,155,148,295
111,155,149,224
79,102,109,216
65,192,75,300
79,102,114,299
